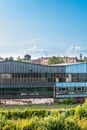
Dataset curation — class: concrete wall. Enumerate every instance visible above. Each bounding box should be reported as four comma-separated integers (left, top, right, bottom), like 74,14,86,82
0,98,54,105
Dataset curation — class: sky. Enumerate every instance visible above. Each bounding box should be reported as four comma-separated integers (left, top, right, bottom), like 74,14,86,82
0,0,87,59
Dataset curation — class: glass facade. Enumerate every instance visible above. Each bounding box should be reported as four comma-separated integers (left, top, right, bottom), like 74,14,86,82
0,72,55,98
55,63,87,99
1,61,87,99
0,61,64,99
55,73,87,98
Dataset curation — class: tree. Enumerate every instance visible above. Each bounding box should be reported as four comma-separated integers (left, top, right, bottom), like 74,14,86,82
17,56,22,61
5,57,14,61
5,58,8,61
8,56,14,61
48,56,64,65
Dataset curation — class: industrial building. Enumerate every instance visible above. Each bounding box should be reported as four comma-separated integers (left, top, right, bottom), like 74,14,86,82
0,61,87,103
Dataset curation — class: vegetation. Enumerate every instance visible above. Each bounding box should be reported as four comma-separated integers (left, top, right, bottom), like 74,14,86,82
0,100,87,129
48,56,64,64
0,103,77,110
62,98,76,104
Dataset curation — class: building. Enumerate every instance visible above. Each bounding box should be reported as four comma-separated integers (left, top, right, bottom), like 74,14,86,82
32,56,77,65
60,56,77,63
55,63,87,103
32,58,41,65
32,57,50,65
0,60,56,99
0,61,87,103
24,54,31,61
40,57,50,65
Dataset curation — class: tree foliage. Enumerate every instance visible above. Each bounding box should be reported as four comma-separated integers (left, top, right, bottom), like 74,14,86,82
48,56,64,65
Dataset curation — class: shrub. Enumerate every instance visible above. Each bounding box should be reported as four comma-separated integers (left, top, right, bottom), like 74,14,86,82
75,105,83,119
64,117,80,130
43,115,65,130
65,109,75,117
0,109,48,120
2,125,11,130
81,99,87,118
23,126,29,130
63,98,76,104
74,99,87,119
78,119,87,130
51,109,60,116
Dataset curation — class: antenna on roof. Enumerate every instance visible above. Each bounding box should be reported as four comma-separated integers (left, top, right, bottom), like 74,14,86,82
45,53,47,58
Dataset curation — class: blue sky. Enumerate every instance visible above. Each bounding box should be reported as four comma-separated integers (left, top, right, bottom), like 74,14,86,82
0,0,87,59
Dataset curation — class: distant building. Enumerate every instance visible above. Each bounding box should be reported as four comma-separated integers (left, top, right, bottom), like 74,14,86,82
32,57,50,65
32,58,41,64
40,57,50,65
61,56,77,63
84,56,87,62
32,56,77,65
24,54,31,61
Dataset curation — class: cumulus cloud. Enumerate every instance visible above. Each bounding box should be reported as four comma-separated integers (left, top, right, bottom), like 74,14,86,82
65,45,82,56
65,45,87,57
68,45,81,51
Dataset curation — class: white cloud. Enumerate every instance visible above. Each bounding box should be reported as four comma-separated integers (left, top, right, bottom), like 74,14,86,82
65,45,87,58
65,45,82,57
68,45,81,51
15,46,55,59
16,46,54,54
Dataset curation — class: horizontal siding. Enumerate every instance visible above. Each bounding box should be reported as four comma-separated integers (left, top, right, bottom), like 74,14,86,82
66,63,87,73
0,61,65,73
56,94,87,98
56,82,87,87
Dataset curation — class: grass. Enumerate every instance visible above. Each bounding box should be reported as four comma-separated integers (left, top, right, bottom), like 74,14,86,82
0,103,78,110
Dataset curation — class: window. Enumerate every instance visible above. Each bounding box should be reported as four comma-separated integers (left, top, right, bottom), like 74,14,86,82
62,88,65,91
0,74,12,79
77,87,81,91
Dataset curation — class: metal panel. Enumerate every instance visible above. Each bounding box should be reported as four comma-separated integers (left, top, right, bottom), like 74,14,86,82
66,63,87,73
0,61,65,73
56,82,87,87
56,94,87,98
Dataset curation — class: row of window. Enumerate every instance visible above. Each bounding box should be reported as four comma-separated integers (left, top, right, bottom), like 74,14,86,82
56,87,87,92
56,73,87,82
0,73,56,83
0,87,53,98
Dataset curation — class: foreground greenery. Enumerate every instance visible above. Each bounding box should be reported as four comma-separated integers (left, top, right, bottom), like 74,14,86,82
0,103,77,110
1,100,87,130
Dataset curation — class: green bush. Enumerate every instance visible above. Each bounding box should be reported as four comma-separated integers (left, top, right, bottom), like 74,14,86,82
75,105,83,119
78,119,87,130
44,115,65,130
0,109,48,120
23,126,30,130
74,100,87,119
1,104,87,130
63,98,76,104
2,125,11,130
64,117,80,130
66,109,75,117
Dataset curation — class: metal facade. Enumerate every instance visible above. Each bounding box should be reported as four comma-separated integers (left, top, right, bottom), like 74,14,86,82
66,63,87,73
56,62,87,100
0,61,87,100
0,61,65,99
